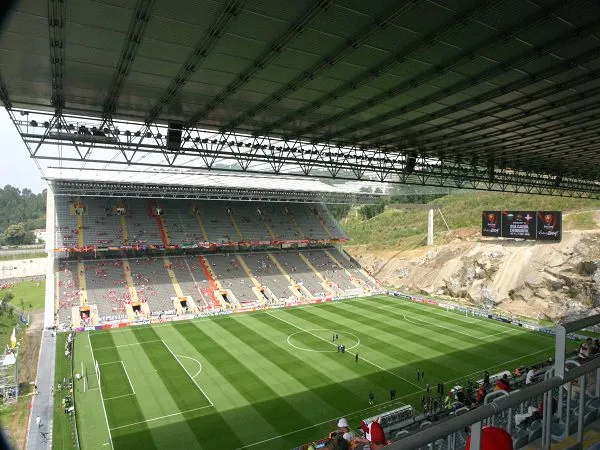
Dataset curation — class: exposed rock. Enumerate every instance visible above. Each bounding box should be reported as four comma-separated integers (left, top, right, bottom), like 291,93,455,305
347,230,600,321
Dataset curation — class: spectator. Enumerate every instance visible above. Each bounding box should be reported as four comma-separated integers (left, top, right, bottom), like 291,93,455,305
333,418,356,443
326,434,349,450
483,371,490,386
525,368,535,385
465,426,513,450
594,339,600,354
476,384,488,405
358,419,389,449
579,338,593,361
495,374,511,392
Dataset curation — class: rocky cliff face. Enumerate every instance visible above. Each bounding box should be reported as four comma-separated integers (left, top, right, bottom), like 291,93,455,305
347,230,600,321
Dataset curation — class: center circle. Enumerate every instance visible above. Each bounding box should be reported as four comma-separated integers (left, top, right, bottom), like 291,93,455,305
287,329,360,353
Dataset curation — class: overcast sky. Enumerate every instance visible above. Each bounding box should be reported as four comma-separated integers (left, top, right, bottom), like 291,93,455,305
0,109,47,193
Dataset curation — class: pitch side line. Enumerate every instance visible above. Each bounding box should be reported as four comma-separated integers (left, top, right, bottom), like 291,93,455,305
235,345,555,449
109,405,213,431
265,311,422,390
162,340,214,406
89,333,114,450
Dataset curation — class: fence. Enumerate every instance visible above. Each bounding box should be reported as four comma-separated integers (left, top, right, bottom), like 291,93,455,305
385,313,600,450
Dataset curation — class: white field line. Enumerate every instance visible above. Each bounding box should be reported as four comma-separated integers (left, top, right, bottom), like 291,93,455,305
120,360,135,395
175,354,203,378
93,339,162,350
89,333,114,450
104,393,135,401
235,345,555,449
109,405,213,431
162,340,214,406
265,311,422,390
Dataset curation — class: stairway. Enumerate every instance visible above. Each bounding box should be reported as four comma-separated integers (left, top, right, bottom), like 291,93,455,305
228,208,244,241
297,253,337,296
77,260,88,306
76,214,85,248
235,255,268,305
163,256,184,298
197,256,224,308
324,249,364,290
119,215,129,244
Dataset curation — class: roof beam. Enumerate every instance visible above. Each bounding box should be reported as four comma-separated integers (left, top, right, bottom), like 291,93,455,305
218,0,421,132
0,73,12,109
252,0,504,136
184,0,332,128
103,0,156,118
305,1,592,141
145,0,246,124
48,0,66,113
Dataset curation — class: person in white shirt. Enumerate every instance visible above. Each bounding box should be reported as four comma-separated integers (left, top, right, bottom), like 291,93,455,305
525,368,535,385
332,417,356,442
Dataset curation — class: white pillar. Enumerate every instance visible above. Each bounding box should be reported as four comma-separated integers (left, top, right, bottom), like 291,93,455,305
427,208,434,246
44,183,56,328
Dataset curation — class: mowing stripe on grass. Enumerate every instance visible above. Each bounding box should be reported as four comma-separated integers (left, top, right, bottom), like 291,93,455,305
175,321,313,434
88,333,114,450
220,315,366,416
89,331,156,450
351,299,546,354
326,300,539,365
266,310,423,391
129,327,211,410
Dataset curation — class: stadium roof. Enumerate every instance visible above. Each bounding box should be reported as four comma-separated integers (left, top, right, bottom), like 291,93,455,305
46,167,384,203
2,0,600,197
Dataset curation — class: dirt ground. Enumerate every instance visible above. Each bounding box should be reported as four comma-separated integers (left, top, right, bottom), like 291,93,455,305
7,310,44,450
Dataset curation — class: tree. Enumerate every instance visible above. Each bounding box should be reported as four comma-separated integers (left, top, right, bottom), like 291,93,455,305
2,223,36,245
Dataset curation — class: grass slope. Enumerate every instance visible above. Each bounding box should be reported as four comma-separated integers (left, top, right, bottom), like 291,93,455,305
2,280,46,312
342,192,600,249
72,296,557,449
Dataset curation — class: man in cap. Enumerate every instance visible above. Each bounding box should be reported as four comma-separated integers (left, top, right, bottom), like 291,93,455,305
331,417,356,443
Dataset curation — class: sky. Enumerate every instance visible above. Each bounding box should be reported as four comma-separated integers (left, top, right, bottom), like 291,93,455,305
0,108,47,193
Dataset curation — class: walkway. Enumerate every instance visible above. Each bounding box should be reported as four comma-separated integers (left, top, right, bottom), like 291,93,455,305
27,330,56,450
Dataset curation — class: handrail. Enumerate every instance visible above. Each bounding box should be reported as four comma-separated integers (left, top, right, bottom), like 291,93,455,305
387,354,600,450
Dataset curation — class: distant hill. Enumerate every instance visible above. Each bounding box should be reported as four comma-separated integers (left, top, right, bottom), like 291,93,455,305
341,192,600,250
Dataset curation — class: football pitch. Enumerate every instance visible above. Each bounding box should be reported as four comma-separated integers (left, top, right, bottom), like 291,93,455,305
71,295,558,449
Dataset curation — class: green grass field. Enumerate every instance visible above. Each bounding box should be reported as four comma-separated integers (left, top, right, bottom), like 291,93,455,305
71,295,559,449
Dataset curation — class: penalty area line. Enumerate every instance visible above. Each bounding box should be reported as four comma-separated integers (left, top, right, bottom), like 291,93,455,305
109,405,213,431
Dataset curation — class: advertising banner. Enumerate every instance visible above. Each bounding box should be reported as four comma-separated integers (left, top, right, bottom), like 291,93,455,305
501,211,536,239
536,211,562,241
482,211,501,237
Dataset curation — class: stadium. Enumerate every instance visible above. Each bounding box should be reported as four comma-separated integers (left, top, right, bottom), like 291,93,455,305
2,0,600,449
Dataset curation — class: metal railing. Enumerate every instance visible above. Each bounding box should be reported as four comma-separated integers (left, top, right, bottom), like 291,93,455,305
386,314,600,450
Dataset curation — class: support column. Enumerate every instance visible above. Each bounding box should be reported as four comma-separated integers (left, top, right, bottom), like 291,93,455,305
44,183,56,328
427,207,434,246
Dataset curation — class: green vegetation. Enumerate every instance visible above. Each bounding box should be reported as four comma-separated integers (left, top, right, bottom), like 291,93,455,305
341,192,600,249
0,185,46,244
563,211,598,230
72,296,557,449
0,291,19,349
1,280,46,312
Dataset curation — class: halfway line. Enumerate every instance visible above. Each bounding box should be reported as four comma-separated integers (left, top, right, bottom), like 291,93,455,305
265,311,422,390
